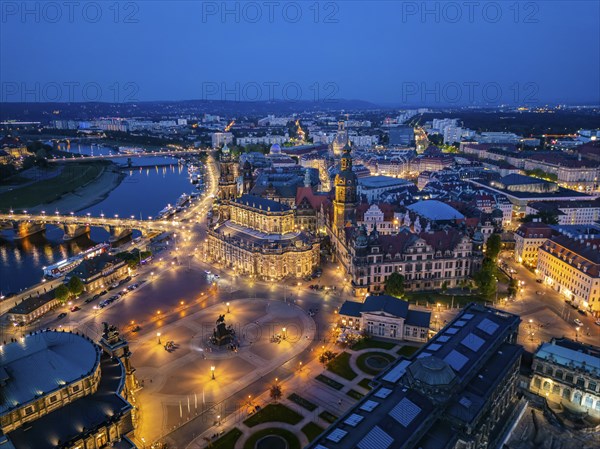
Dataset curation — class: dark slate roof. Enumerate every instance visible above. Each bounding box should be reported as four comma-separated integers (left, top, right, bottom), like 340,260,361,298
363,295,409,317
232,194,290,212
7,292,56,315
338,301,363,317
406,309,431,327
69,253,123,280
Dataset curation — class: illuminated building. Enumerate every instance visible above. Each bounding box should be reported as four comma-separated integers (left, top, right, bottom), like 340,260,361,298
331,120,349,157
537,235,600,315
207,195,319,280
513,221,553,267
530,337,600,418
0,327,136,449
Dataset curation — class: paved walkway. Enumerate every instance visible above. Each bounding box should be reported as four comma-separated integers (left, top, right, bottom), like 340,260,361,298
185,341,425,449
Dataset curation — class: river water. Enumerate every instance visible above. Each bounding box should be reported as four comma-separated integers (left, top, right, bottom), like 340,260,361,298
0,143,203,294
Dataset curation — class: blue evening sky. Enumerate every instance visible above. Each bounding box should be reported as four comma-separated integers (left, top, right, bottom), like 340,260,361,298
1,1,598,105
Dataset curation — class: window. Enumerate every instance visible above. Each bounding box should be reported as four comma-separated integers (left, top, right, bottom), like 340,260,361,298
420,328,427,339
552,384,560,395
576,378,585,389
390,325,397,338
378,323,385,336
24,406,34,415
555,370,563,380
412,328,418,337
588,382,597,392
49,395,57,404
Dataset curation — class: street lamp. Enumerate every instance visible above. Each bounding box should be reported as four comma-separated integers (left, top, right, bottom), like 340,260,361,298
575,327,580,341
157,332,161,344
211,366,215,380
282,327,287,340
226,302,230,313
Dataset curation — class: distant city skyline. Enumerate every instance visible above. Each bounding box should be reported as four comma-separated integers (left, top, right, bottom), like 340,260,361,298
1,1,599,105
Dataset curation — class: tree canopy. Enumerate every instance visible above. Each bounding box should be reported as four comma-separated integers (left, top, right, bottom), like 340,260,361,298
384,272,405,298
67,276,84,296
54,284,70,303
485,234,502,261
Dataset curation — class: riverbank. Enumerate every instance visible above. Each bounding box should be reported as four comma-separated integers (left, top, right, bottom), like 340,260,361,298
27,164,126,213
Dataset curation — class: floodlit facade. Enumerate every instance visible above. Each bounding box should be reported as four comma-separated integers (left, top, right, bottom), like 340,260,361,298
530,338,600,418
537,235,600,315
513,222,553,267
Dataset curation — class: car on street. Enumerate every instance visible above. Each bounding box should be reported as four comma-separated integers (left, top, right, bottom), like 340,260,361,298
574,318,583,326
70,306,80,312
58,312,67,319
578,309,587,316
595,320,600,326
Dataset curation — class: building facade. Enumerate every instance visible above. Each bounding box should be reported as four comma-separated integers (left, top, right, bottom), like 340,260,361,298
66,254,129,292
349,226,482,297
530,338,600,418
513,222,553,267
339,295,431,343
537,235,600,315
207,195,320,280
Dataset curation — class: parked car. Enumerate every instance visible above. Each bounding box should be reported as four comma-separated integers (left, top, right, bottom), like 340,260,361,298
70,306,80,312
58,312,67,319
574,318,584,326
536,279,543,283
577,309,587,316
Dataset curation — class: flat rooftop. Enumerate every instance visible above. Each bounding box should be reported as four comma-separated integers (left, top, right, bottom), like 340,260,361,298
407,200,465,221
0,331,101,415
359,176,412,189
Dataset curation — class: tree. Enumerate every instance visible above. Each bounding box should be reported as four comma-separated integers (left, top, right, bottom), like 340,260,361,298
67,276,84,297
473,258,497,299
384,272,405,298
319,350,336,366
270,384,282,402
441,281,448,293
485,234,502,261
54,284,70,304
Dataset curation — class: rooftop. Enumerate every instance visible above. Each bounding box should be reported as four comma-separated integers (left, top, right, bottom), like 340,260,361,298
407,200,465,221
535,340,600,376
359,176,413,189
0,331,101,415
233,194,291,212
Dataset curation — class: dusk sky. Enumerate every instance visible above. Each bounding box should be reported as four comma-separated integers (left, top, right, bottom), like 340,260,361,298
2,1,599,105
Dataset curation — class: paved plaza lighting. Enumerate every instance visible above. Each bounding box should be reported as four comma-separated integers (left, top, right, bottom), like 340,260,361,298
282,327,286,340
211,366,215,380
226,302,230,313
157,332,161,344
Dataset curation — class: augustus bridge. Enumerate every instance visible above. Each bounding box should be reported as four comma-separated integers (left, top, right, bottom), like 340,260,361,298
0,213,182,241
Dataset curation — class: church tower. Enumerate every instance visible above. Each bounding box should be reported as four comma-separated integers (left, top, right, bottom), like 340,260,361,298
331,120,349,157
333,143,358,235
217,144,239,201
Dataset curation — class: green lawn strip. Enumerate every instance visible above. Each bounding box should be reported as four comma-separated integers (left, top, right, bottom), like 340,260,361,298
357,378,373,390
288,393,317,411
346,389,364,400
210,428,242,449
318,411,338,424
404,291,485,308
397,345,419,357
315,374,343,390
0,162,107,210
326,351,357,380
351,338,396,351
242,403,302,428
301,422,325,442
242,428,301,449
356,352,396,376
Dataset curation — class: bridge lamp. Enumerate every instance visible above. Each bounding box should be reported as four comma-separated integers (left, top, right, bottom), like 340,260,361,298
114,214,119,218
70,212,74,216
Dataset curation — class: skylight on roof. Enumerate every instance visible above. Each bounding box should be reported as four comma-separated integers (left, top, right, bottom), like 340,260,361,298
459,397,472,408
444,350,469,371
477,318,499,335
446,327,459,335
454,320,467,327
344,414,364,427
389,397,421,427
437,335,450,342
374,388,392,399
360,400,380,412
382,360,411,383
463,313,474,320
428,343,441,351
357,426,394,449
461,333,485,352
327,429,348,443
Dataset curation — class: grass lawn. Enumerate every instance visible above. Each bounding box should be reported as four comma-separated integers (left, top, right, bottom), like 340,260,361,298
288,393,317,411
404,291,486,308
397,345,419,357
301,422,325,442
346,389,364,400
315,374,344,390
243,403,302,428
210,428,243,449
0,162,107,211
243,428,301,449
351,338,396,351
327,351,357,380
319,411,338,424
356,352,396,376
357,378,373,390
